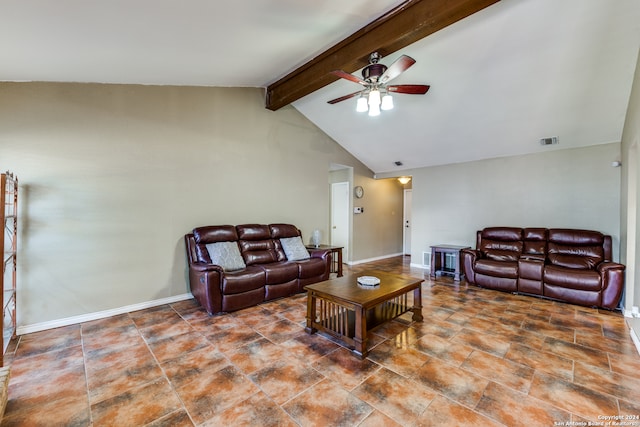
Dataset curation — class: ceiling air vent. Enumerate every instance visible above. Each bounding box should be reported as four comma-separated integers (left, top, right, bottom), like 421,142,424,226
539,136,558,146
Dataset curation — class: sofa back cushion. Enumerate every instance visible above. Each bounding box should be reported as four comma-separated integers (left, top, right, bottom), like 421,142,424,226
523,228,547,259
479,227,523,262
547,229,604,269
237,224,278,265
192,225,238,263
269,224,302,261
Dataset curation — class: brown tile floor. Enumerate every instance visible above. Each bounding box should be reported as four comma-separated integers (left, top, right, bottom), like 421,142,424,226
2,256,640,426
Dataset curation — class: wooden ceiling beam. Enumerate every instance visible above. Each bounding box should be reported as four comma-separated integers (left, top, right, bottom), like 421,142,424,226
265,0,500,111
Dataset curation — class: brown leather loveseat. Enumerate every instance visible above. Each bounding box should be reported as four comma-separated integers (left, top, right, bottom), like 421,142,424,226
461,227,625,309
185,223,331,315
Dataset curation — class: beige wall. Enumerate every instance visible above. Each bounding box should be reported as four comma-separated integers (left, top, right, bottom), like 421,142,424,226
409,142,622,266
351,177,405,261
620,48,640,313
0,82,402,328
327,167,406,263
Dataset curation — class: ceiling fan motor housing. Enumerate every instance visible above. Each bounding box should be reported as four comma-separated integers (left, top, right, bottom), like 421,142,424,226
362,64,387,82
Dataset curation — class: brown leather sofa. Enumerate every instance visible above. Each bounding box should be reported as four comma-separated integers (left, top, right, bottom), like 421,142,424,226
185,223,331,315
461,227,625,309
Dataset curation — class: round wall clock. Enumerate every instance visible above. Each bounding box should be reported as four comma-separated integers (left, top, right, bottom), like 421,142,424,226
354,186,364,198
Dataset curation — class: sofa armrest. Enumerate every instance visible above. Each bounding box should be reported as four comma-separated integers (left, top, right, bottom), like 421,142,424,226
309,248,331,261
461,248,479,284
597,262,625,309
188,262,224,315
597,261,625,274
461,248,480,258
307,248,331,258
190,262,224,274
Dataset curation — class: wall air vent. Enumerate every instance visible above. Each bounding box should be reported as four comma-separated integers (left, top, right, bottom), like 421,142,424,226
422,251,431,269
539,136,558,146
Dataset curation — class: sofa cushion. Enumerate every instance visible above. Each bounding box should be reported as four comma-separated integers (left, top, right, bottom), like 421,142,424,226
479,228,523,261
523,228,547,257
548,229,604,246
240,240,278,265
547,242,603,269
269,223,300,239
296,257,327,279
237,224,271,240
221,266,266,294
474,259,518,278
270,224,303,261
259,262,299,285
544,265,601,291
205,241,246,272
547,253,601,270
237,224,278,265
280,236,310,261
194,225,238,244
481,227,522,241
484,249,520,262
518,258,544,280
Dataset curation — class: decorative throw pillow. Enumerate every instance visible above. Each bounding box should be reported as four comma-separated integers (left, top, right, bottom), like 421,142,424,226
205,241,246,272
280,236,310,261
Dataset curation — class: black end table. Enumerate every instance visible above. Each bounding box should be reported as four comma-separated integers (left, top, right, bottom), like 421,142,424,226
429,244,470,282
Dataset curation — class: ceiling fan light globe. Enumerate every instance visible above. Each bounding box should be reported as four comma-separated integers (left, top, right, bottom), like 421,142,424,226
381,94,394,110
356,96,368,112
368,89,381,107
368,103,381,117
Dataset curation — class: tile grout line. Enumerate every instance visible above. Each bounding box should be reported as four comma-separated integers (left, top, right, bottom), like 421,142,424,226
137,306,199,427
79,324,94,426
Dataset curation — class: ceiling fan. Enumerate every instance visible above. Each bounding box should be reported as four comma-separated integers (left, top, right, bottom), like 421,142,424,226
328,52,430,116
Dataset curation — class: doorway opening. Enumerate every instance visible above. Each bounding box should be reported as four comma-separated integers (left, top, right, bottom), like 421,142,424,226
330,164,352,264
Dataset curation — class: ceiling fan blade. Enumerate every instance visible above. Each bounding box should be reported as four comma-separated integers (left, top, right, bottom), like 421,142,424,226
327,90,363,104
331,70,365,85
379,55,416,84
387,84,430,94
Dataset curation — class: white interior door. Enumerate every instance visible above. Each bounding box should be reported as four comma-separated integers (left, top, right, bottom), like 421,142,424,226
331,182,349,262
403,189,412,256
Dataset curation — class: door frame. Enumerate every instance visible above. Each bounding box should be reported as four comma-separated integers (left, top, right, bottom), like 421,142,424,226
329,164,353,263
403,189,412,256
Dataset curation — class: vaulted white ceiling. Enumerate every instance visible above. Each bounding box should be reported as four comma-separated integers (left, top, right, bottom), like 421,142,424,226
2,0,639,174
0,0,405,86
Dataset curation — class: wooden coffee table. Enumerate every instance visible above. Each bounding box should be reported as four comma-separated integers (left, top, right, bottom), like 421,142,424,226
304,270,423,358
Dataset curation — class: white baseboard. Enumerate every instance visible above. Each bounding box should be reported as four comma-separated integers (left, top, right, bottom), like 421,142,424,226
16,293,194,336
627,317,640,356
410,262,429,270
347,252,404,266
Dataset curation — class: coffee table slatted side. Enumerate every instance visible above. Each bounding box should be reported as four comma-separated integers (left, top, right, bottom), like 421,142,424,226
318,298,353,342
378,293,409,323
312,298,355,346
305,271,423,358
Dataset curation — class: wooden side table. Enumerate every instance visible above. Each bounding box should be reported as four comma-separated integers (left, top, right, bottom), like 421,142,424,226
306,245,343,277
430,244,470,282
